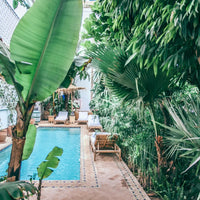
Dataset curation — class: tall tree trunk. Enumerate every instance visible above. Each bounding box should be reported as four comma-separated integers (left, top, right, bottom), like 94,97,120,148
7,137,26,181
7,103,35,181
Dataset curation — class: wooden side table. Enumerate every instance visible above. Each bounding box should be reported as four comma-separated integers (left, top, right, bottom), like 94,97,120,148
69,115,75,124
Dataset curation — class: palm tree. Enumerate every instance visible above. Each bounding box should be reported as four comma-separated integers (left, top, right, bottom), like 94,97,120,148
89,45,176,168
0,0,82,180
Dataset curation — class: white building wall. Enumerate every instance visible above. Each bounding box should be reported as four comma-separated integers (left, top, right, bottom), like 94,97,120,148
0,108,8,129
0,0,25,128
0,0,26,46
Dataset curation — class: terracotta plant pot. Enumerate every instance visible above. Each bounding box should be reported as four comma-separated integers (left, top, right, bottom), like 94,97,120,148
75,110,79,120
48,115,54,123
0,129,7,142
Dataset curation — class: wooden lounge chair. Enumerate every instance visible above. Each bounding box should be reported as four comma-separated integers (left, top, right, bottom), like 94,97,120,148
77,111,88,124
87,115,102,131
54,111,68,124
90,132,121,161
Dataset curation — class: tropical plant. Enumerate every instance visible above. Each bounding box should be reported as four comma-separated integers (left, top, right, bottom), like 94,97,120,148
22,124,37,160
84,0,200,198
37,146,63,200
84,0,200,90
0,181,37,200
89,45,175,166
126,0,200,90
90,70,200,198
13,0,33,9
0,0,82,180
159,96,200,174
0,79,18,126
60,56,90,89
89,70,157,183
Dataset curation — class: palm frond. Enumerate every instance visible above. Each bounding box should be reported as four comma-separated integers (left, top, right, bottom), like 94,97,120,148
89,45,173,105
157,96,200,173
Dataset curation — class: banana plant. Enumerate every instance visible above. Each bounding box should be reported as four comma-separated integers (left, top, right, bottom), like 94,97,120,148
0,0,82,180
37,146,63,200
0,181,37,200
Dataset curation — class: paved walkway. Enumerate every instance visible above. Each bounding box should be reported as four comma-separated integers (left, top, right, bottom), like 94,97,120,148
0,122,150,200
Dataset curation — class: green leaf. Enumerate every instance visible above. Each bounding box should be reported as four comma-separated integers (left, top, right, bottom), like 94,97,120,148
37,146,63,180
153,62,157,77
10,0,83,103
0,181,37,200
13,0,18,9
60,74,72,88
22,124,37,160
125,52,137,66
182,155,200,173
37,162,54,179
0,41,23,94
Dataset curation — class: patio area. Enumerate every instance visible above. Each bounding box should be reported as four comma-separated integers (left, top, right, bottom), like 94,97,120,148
32,122,150,200
0,122,150,200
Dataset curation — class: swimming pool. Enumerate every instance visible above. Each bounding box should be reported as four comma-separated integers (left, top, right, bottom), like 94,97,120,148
0,127,80,180
0,145,12,177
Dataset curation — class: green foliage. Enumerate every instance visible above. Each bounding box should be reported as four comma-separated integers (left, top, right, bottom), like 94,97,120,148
159,95,200,173
89,45,175,106
10,0,83,103
0,0,82,180
0,181,37,200
84,0,200,199
12,0,31,9
22,124,37,160
36,146,63,200
0,41,23,98
90,70,200,199
0,176,6,182
84,0,200,90
149,160,200,200
90,72,157,174
37,146,63,180
60,56,90,89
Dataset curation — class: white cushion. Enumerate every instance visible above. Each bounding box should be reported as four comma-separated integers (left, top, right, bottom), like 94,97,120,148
55,111,68,120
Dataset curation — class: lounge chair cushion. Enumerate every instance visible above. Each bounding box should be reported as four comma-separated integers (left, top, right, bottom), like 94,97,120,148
55,111,68,121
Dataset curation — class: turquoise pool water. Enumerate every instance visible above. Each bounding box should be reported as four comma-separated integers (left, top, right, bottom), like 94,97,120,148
0,127,80,180
0,145,12,177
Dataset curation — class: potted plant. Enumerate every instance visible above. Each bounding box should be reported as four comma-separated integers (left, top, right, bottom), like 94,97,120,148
0,128,7,142
48,108,54,123
73,101,80,120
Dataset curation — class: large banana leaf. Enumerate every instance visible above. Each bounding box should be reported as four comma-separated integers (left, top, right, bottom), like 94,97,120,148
0,181,37,200
10,0,82,103
22,124,37,160
0,41,23,93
